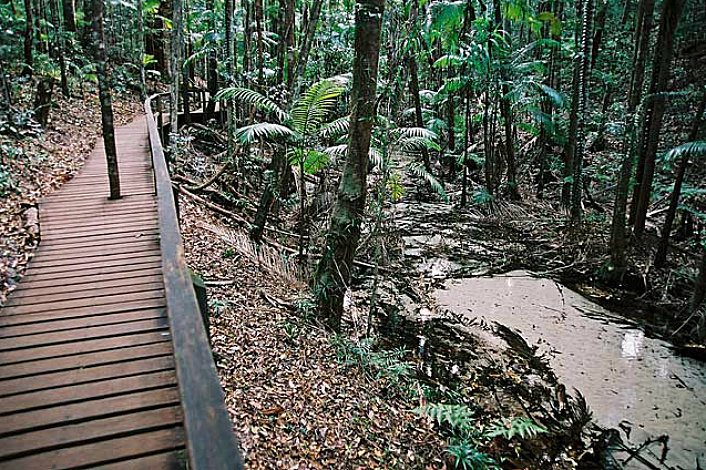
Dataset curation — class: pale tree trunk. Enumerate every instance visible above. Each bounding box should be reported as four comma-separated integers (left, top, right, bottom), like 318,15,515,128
314,0,384,331
92,0,121,199
632,0,684,238
255,0,265,90
570,0,593,225
406,0,430,171
562,0,583,208
654,90,706,268
225,0,238,189
137,0,147,101
292,0,323,99
169,0,183,141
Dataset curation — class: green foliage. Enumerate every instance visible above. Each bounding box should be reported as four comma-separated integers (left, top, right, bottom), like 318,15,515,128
417,403,475,431
661,141,706,165
331,336,413,384
214,87,287,121
446,441,497,470
291,80,344,136
407,162,448,202
484,417,547,440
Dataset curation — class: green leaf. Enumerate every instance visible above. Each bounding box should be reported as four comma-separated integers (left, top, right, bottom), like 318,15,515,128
235,123,299,144
214,87,287,122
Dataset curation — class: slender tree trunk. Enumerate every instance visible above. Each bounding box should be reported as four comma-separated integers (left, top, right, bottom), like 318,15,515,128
92,0,121,199
225,0,238,189
255,0,265,89
632,0,684,238
314,0,384,330
205,0,218,117
406,0,430,172
654,90,706,267
590,1,607,70
292,0,323,98
570,0,593,225
136,0,147,101
562,0,583,209
62,0,76,31
692,249,706,318
460,89,470,207
22,0,33,76
627,0,655,222
169,0,183,141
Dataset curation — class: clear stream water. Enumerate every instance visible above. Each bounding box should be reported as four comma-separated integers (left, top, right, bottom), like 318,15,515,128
435,271,706,469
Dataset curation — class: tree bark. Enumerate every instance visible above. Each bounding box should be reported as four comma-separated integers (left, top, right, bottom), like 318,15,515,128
136,0,147,101
570,0,593,225
291,0,323,98
205,0,218,118
314,0,384,330
62,0,76,31
691,249,706,317
225,0,238,189
654,90,706,267
254,0,265,90
92,0,121,199
632,0,684,238
169,0,183,141
22,0,33,76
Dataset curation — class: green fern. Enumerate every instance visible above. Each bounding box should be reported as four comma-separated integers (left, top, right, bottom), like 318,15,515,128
446,440,497,470
319,115,350,139
290,79,344,136
662,141,706,164
484,417,547,440
417,403,475,431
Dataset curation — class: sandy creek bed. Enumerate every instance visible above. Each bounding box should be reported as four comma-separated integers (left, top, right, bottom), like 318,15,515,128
434,271,706,469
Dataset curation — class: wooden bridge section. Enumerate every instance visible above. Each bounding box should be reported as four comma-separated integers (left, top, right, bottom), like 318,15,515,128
0,98,242,469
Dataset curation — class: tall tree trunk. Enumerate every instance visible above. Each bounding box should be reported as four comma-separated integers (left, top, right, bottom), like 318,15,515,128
169,0,183,141
314,0,384,330
205,0,218,117
22,0,33,76
277,0,295,89
627,0,656,222
225,0,238,189
407,0,430,171
570,0,593,225
62,0,76,31
460,89,471,207
632,0,684,238
654,90,706,268
590,1,607,70
692,249,706,320
136,0,147,101
92,0,121,199
291,0,323,98
254,0,265,89
562,0,583,209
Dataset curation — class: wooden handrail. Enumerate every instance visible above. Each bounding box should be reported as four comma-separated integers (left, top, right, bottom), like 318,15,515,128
144,93,243,470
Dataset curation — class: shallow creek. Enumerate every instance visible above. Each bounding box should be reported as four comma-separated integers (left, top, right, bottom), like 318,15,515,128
435,271,706,469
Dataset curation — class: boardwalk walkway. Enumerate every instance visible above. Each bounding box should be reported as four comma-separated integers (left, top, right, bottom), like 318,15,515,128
0,116,194,469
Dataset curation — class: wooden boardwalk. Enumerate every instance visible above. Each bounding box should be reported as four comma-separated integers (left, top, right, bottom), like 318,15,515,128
0,116,200,469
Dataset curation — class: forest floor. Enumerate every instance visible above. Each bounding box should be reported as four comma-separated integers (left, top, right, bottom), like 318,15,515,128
0,84,141,303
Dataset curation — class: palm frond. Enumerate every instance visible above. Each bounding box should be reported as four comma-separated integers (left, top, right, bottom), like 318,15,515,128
370,148,385,170
407,162,448,202
214,87,287,122
536,83,565,107
291,80,344,135
323,144,348,158
320,115,350,139
663,141,706,163
399,136,442,153
394,127,439,141
235,122,300,144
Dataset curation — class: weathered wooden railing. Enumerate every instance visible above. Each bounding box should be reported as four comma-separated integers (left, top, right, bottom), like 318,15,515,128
145,93,243,470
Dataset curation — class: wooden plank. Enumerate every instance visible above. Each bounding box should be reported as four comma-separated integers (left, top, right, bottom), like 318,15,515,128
27,250,163,270
41,214,158,235
29,235,160,255
0,370,177,414
5,281,164,307
39,223,160,243
0,298,166,327
25,241,160,266
90,451,184,470
0,356,174,397
0,428,184,470
0,406,182,460
23,255,162,278
11,267,162,291
31,230,159,249
9,273,163,299
0,342,172,380
1,289,165,316
0,308,166,337
0,317,169,351
0,330,170,364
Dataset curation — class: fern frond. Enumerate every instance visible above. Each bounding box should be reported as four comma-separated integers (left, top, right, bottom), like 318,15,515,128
536,83,565,107
416,403,475,431
214,87,287,122
235,123,300,144
370,148,385,170
400,136,442,153
323,144,348,158
407,162,448,202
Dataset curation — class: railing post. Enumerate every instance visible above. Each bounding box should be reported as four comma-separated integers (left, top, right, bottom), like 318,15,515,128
172,185,181,226
191,272,210,347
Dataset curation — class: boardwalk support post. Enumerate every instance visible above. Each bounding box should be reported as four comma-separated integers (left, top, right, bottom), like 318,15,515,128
191,272,210,342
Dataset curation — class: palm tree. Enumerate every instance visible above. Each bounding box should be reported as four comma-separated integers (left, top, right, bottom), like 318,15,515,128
214,77,347,250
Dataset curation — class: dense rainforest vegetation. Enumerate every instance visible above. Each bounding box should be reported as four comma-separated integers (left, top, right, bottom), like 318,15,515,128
1,0,706,467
